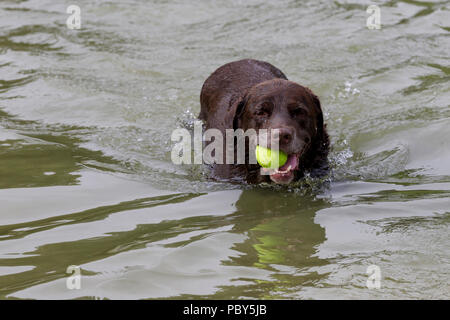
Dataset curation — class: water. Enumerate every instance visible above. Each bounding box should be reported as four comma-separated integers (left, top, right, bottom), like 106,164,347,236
0,0,449,299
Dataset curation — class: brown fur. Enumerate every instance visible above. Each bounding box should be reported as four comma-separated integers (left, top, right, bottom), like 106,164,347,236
199,59,329,184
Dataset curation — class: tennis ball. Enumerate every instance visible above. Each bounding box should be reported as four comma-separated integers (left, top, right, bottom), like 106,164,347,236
255,145,288,169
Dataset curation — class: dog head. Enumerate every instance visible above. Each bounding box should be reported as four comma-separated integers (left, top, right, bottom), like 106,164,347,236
233,79,325,184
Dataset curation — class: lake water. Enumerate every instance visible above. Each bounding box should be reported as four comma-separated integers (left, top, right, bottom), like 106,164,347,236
0,0,449,299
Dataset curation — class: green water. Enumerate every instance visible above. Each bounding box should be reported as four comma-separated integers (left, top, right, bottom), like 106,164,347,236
0,0,449,299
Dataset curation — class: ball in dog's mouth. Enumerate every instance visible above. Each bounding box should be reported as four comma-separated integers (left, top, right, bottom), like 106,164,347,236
260,153,300,184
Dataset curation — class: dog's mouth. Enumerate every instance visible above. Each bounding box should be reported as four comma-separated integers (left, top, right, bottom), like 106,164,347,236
260,153,300,184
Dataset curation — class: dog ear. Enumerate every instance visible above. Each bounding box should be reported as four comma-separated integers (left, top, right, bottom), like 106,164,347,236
308,89,330,163
232,93,249,130
298,87,329,174
304,88,324,137
312,93,324,138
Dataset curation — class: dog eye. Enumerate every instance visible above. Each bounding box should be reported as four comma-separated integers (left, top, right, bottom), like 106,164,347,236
255,102,272,117
291,107,307,117
256,109,270,117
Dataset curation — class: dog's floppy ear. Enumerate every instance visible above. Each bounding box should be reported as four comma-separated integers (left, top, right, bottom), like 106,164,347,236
304,88,324,138
232,93,249,130
305,88,329,162
312,93,324,138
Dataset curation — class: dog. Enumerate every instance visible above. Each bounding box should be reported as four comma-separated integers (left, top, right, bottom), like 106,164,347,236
199,59,329,184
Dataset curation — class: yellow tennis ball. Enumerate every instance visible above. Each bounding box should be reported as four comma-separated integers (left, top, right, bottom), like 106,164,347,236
255,145,288,169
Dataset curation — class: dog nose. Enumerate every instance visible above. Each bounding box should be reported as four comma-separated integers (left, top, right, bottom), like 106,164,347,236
277,128,293,146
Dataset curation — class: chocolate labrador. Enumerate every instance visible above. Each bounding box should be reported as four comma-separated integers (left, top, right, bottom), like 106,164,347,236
199,59,329,184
